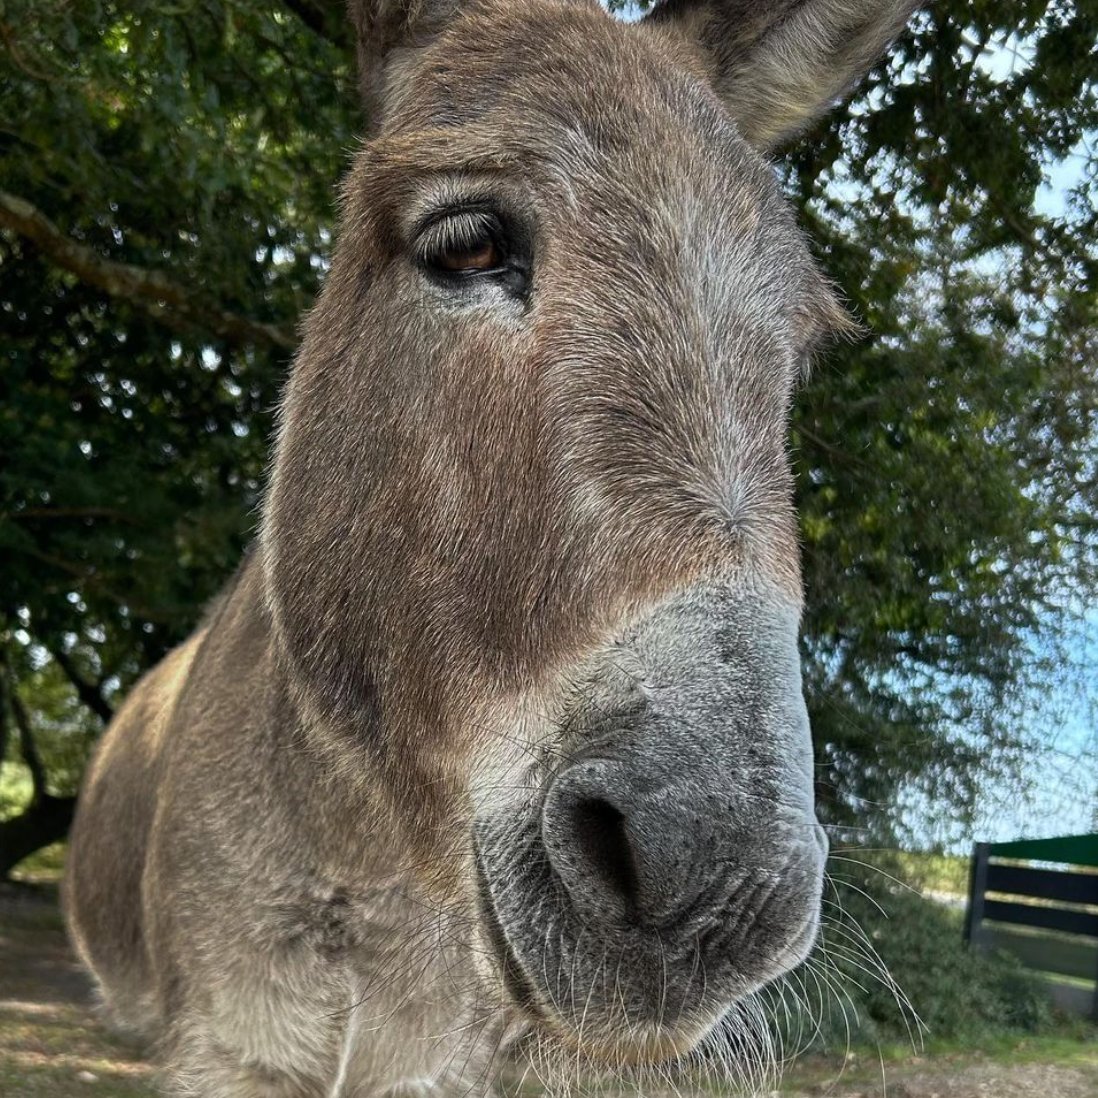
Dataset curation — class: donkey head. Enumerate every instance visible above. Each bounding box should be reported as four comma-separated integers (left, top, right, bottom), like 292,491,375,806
262,0,913,1067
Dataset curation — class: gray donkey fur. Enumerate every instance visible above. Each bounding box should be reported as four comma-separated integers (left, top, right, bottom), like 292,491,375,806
65,0,918,1094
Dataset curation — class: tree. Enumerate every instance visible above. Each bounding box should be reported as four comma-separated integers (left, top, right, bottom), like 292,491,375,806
785,0,1097,834
0,0,355,866
1,0,1095,873
0,642,97,875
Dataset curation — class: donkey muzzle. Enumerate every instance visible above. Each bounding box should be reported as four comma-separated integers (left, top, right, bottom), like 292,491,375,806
473,584,826,1056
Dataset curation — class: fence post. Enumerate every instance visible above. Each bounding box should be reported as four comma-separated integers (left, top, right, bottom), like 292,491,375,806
1093,941,1098,1022
963,842,990,948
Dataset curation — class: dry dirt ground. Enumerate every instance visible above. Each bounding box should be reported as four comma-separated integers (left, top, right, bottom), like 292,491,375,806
1,883,1095,1098
0,884,154,1097
780,1058,1098,1097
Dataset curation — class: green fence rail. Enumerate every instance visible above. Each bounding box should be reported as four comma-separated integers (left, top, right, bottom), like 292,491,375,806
988,833,1098,868
964,833,1098,1020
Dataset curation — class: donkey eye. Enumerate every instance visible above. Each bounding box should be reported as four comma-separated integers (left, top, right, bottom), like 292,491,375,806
415,207,528,296
435,238,501,273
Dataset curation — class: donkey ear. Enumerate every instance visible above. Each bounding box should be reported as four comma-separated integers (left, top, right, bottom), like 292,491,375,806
644,0,919,150
348,0,460,130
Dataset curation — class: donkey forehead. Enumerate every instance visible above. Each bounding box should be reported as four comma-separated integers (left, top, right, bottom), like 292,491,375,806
380,0,782,208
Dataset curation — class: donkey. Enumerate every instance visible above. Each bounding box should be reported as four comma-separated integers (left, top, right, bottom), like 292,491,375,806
65,0,917,1094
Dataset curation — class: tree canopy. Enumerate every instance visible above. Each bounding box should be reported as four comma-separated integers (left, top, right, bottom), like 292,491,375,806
1,0,1095,872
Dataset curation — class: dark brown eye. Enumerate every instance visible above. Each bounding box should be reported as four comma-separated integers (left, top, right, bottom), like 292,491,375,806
417,208,507,277
435,238,501,273
415,205,530,298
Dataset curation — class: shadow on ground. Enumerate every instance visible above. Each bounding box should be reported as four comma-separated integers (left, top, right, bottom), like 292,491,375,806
0,883,156,1097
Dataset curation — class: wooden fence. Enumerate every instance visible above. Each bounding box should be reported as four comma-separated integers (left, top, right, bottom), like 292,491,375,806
964,833,1098,1019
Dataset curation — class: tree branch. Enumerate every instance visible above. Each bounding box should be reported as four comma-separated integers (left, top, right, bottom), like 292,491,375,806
48,648,114,725
0,679,9,775
794,423,875,475
16,545,176,623
282,0,350,47
3,506,139,524
0,654,47,799
0,20,58,81
0,795,75,879
0,190,296,353
0,644,83,877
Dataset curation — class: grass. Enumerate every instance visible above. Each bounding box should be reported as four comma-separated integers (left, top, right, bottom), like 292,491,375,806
839,848,971,898
11,842,68,883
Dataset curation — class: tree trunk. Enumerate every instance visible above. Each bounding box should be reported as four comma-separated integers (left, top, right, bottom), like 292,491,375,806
0,794,76,878
0,647,78,878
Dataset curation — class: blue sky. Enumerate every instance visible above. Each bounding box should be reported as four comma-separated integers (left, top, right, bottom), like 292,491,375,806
967,615,1097,847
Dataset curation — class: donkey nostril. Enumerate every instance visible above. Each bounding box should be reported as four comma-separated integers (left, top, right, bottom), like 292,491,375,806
570,797,639,907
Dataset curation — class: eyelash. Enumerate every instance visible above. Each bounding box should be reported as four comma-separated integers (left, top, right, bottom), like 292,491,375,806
414,208,503,268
